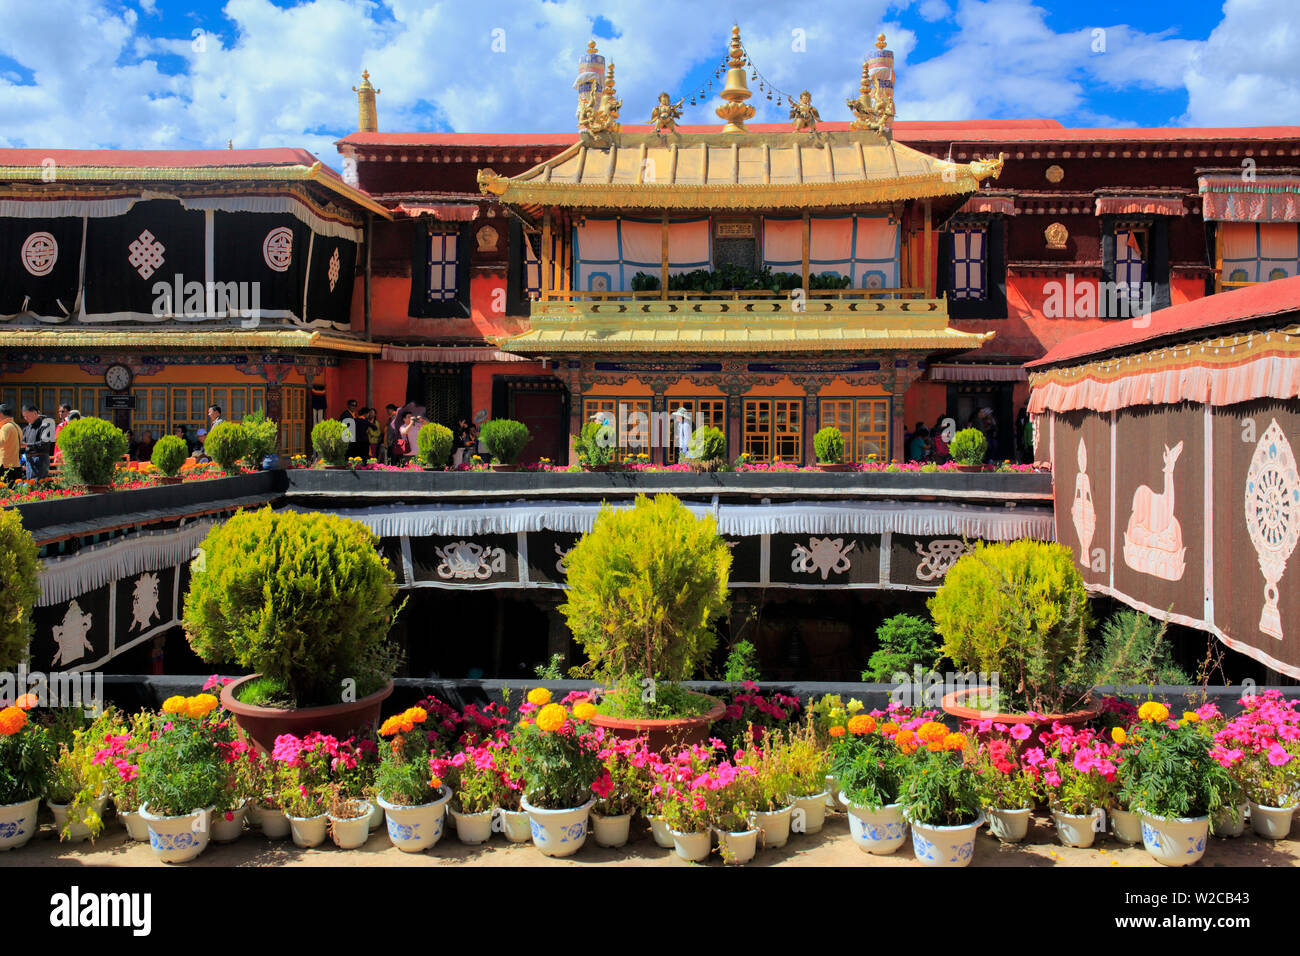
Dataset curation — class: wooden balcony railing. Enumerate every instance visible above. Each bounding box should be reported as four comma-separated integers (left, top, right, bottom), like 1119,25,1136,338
540,287,928,302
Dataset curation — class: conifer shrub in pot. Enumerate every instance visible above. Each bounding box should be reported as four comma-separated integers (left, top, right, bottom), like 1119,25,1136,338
150,434,190,484
560,494,731,750
240,409,279,470
687,425,728,471
929,540,1097,735
0,510,40,672
184,507,400,752
948,427,987,471
204,421,249,476
311,419,349,467
814,426,850,470
575,421,613,470
417,422,454,469
480,418,531,469
56,417,129,489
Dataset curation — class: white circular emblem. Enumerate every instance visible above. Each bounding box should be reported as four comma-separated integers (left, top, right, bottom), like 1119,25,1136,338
21,232,58,277
262,227,294,273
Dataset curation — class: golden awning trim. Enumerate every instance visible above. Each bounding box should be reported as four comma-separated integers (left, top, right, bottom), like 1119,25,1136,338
478,131,1002,209
0,328,382,354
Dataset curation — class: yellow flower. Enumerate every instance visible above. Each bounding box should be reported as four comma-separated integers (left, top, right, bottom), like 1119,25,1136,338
527,687,553,707
1137,701,1170,723
847,715,875,735
161,695,187,715
573,701,597,721
536,703,567,733
185,693,219,719
1111,726,1128,746
1182,711,1200,723
917,721,948,743
846,699,864,714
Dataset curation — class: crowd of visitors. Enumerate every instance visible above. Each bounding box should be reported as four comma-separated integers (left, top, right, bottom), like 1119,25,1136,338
903,406,1035,464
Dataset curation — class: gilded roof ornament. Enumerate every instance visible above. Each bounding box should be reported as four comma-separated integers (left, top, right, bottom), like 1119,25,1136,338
716,25,756,133
477,168,508,196
650,92,685,134
789,90,820,133
581,61,622,135
847,64,893,133
968,153,1005,181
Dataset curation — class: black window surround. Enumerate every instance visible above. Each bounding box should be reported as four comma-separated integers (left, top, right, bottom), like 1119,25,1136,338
408,218,473,319
1101,214,1172,314
936,215,1007,319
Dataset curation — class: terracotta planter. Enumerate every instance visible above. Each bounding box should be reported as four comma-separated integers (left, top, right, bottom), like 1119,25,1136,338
586,691,726,753
953,463,985,473
220,674,393,755
85,484,114,494
816,462,853,472
581,465,611,472
156,475,184,485
941,688,1103,751
490,463,517,472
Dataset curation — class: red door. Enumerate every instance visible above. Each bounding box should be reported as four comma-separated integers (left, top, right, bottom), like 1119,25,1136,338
511,391,564,463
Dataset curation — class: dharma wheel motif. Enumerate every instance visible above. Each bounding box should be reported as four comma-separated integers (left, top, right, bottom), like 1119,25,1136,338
1245,419,1299,640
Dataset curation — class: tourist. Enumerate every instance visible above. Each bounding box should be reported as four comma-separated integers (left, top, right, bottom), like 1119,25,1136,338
21,404,56,480
397,412,423,463
363,408,382,461
454,416,474,466
382,403,398,462
906,425,929,462
340,398,366,461
976,407,998,461
931,418,950,463
0,404,22,485
137,430,156,463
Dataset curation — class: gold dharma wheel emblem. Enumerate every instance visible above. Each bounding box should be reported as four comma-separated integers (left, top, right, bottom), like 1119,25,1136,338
1045,164,1065,183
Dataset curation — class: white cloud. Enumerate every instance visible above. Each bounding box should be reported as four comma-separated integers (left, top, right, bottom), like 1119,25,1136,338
1182,0,1300,126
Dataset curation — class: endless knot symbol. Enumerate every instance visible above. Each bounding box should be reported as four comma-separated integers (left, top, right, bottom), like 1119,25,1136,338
128,229,166,279
327,247,341,291
262,227,293,272
914,539,969,581
21,232,58,276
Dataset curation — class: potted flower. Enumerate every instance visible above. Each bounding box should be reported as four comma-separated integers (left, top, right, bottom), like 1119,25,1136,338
271,732,339,847
1213,690,1300,840
136,693,227,863
375,706,450,852
590,734,644,848
1123,701,1236,866
658,743,716,862
948,427,987,472
492,734,533,843
93,710,155,841
831,715,911,855
1106,723,1146,844
479,418,531,471
0,701,54,850
931,541,1096,736
46,710,118,843
185,507,400,752
735,733,797,849
969,728,1039,843
56,416,128,492
814,426,851,471
561,494,731,750
244,746,291,839
432,743,509,845
575,421,614,471
900,723,983,867
321,736,374,847
150,434,190,485
711,682,803,749
810,693,866,805
701,759,762,864
781,720,830,835
1032,723,1118,848
514,691,604,857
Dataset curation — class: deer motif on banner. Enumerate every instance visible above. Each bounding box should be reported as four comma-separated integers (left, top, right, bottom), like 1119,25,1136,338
1123,441,1187,581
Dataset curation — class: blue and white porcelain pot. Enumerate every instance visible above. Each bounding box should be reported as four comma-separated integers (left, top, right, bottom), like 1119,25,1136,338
0,798,41,850
139,803,213,864
378,787,450,853
520,796,593,858
1141,812,1209,866
909,811,985,868
840,793,908,855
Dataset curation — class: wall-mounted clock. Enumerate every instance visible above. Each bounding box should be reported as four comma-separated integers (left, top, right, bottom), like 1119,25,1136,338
104,363,133,392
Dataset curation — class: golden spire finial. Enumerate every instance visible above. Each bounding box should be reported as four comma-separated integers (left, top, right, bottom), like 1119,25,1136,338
876,33,887,51
587,40,598,54
859,60,871,97
353,69,380,132
716,24,755,133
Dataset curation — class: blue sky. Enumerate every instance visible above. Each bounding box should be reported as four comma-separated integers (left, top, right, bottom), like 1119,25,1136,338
1,0,1296,168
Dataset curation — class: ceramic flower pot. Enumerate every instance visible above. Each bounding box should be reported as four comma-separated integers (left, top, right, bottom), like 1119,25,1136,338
220,674,393,755
824,774,841,809
1053,809,1099,849
287,812,329,848
451,807,495,845
986,806,1032,843
1110,808,1143,845
378,788,450,853
329,806,373,850
669,828,711,862
591,811,631,848
1248,800,1295,840
211,800,249,843
0,798,41,850
648,814,674,848
48,793,109,843
753,803,794,849
1211,804,1247,839
139,804,213,864
367,800,384,831
840,794,908,855
715,828,759,864
790,791,829,835
256,803,291,840
520,797,593,859
117,807,152,843
1141,812,1209,867
496,808,533,843
586,691,727,753
909,812,985,867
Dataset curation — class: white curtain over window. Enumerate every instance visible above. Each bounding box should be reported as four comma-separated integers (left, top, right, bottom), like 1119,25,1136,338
762,215,898,288
1221,222,1300,283
573,217,711,291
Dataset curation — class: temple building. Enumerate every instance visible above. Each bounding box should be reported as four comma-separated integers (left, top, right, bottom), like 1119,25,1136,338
0,148,386,456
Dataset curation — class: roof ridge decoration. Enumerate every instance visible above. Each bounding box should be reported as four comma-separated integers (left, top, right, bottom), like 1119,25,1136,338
716,25,756,134
847,34,896,137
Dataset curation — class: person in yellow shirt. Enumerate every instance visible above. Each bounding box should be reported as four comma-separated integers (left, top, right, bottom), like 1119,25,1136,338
0,404,23,485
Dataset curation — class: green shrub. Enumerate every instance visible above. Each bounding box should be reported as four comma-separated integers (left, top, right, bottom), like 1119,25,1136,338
241,409,278,463
182,507,399,707
204,421,249,475
927,540,1091,713
814,426,845,464
0,510,39,671
723,639,761,682
150,434,189,477
56,417,128,486
311,419,349,466
417,422,454,467
1091,610,1189,686
688,425,727,463
560,494,731,714
863,613,943,683
575,421,613,467
480,419,531,465
948,428,987,465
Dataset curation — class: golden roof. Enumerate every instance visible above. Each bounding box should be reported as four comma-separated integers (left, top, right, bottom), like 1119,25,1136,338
478,130,1002,209
497,300,992,353
0,328,382,354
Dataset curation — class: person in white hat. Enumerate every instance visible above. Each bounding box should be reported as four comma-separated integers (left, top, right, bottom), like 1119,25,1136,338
670,406,694,458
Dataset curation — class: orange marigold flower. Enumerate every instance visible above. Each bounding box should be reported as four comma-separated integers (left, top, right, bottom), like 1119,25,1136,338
880,721,900,736
430,776,443,790
536,703,567,733
917,721,948,743
405,707,428,725
828,725,846,738
943,732,968,752
379,715,404,737
847,715,876,735
14,693,37,710
185,693,219,719
894,729,917,751
572,701,597,721
0,706,27,736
